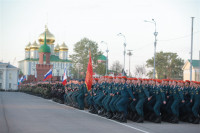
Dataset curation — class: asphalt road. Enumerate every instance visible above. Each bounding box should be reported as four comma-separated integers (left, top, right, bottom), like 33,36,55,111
0,92,199,133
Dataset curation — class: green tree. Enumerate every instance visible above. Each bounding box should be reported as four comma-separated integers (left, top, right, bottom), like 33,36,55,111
146,51,184,79
95,63,106,76
70,38,102,78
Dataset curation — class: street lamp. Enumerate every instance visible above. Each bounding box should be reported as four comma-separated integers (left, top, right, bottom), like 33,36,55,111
144,19,158,79
127,50,133,77
101,41,109,75
117,33,126,76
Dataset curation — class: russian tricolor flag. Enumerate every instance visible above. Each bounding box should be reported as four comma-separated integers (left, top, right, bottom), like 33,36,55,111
43,69,53,81
62,68,67,86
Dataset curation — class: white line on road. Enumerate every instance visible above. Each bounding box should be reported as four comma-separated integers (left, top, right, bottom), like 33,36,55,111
80,110,151,133
48,100,151,133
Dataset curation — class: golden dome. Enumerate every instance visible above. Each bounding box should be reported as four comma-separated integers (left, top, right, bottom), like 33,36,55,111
59,42,68,51
30,41,39,50
25,42,31,51
54,44,60,53
38,25,55,45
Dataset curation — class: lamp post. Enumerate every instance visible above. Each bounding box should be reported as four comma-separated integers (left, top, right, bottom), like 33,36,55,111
144,19,158,79
127,50,133,77
117,33,126,76
190,17,194,81
101,41,109,75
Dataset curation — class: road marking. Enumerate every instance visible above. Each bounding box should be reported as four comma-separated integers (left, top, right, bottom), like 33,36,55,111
80,110,150,133
47,100,151,133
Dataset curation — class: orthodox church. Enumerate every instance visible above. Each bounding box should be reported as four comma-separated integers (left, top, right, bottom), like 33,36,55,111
18,26,72,81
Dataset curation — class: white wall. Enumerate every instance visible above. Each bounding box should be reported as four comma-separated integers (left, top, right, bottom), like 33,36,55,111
5,69,18,90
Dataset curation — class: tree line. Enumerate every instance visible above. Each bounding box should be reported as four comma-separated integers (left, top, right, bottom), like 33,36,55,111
70,38,184,80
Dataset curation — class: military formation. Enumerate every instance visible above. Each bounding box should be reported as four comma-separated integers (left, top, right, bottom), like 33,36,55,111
20,76,200,124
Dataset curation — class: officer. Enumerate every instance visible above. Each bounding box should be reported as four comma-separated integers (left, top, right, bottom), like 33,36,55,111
145,79,156,121
116,76,136,122
96,77,107,115
111,77,122,120
104,76,113,118
77,79,86,110
170,80,185,123
135,78,151,123
130,78,139,121
153,79,166,123
190,81,200,124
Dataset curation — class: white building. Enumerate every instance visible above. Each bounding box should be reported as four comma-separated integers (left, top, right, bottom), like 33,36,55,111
182,60,200,81
18,25,72,79
0,62,19,90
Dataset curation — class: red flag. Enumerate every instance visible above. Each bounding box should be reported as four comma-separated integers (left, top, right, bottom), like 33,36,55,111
85,50,93,91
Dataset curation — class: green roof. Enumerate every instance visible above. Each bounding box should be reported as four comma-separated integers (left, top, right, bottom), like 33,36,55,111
97,55,107,61
23,55,71,62
188,60,200,68
38,32,51,53
38,44,51,53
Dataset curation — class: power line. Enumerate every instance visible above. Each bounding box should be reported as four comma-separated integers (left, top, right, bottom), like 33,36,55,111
158,31,200,42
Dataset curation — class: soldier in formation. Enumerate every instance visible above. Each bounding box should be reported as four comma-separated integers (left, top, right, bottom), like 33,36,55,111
20,76,200,124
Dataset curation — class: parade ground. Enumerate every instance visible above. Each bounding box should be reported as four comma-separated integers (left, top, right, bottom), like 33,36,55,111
0,92,199,133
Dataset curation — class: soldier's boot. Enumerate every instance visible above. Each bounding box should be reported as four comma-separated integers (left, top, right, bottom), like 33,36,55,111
128,111,133,120
102,111,107,117
115,112,121,120
89,105,95,113
106,112,112,119
192,117,199,124
120,114,127,123
154,116,161,123
98,107,104,115
171,116,179,123
131,112,137,121
188,114,195,123
136,116,144,123
133,113,140,122
168,115,174,122
111,112,117,120
145,112,152,120
150,113,156,122
181,114,188,122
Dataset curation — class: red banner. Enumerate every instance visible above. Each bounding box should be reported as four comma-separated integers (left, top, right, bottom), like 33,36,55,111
85,50,93,91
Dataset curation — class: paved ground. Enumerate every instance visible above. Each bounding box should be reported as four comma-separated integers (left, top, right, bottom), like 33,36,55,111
0,92,199,133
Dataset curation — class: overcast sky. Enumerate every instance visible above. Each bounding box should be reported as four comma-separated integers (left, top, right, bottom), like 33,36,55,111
0,0,200,74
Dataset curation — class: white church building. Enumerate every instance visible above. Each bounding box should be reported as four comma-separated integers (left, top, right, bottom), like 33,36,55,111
18,26,72,79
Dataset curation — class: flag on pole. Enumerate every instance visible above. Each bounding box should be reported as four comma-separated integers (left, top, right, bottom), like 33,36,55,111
43,69,52,81
23,75,26,81
18,76,24,85
62,68,67,86
85,50,93,91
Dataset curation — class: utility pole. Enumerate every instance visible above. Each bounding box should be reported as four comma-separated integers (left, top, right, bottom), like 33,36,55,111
199,51,200,81
144,19,158,79
117,33,126,76
190,17,194,81
127,50,133,77
101,41,109,75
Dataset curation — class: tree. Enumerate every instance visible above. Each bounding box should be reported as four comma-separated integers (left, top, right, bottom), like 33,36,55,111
134,65,147,78
111,61,123,74
146,51,184,79
70,38,102,78
95,63,106,76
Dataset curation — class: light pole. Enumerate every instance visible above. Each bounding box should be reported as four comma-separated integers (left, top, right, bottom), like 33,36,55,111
117,33,126,76
127,50,133,77
144,19,158,79
101,41,109,75
190,17,194,81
